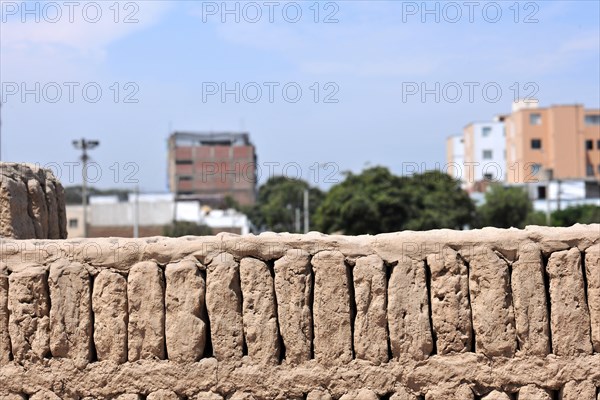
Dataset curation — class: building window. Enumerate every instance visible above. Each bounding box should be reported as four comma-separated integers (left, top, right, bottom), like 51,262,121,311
537,186,547,200
586,181,600,198
482,127,492,137
69,219,78,228
597,140,600,149
482,150,493,159
586,140,593,150
531,139,542,149
598,165,600,174
484,173,493,181
178,175,193,181
175,159,193,165
530,113,542,125
585,115,600,125
531,164,542,176
586,164,594,176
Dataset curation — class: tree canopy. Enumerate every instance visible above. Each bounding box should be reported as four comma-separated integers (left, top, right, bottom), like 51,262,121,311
313,167,407,234
474,184,532,228
314,167,474,234
551,204,600,226
162,221,212,237
244,176,324,232
401,170,475,231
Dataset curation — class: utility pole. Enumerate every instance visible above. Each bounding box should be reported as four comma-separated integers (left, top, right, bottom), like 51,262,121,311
133,185,139,238
303,189,309,233
72,138,100,238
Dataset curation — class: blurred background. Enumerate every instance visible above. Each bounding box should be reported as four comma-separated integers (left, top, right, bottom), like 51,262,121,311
1,0,598,236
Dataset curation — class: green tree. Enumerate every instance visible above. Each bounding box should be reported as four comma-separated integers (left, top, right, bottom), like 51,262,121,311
551,205,600,226
314,167,409,234
401,171,475,231
162,221,212,237
222,195,240,210
475,185,533,228
246,176,324,232
314,167,474,234
524,210,548,226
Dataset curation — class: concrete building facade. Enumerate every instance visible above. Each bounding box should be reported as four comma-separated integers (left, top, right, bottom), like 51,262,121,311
448,103,600,197
527,179,600,213
446,135,464,181
168,131,257,206
65,193,252,238
65,204,84,238
505,103,600,184
458,120,506,190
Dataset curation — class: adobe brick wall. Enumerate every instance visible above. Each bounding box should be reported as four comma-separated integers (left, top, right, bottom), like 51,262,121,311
0,225,599,399
87,226,242,239
0,163,67,240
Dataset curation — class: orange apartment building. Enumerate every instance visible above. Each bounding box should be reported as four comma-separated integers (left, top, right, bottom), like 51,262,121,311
168,132,257,206
505,103,600,184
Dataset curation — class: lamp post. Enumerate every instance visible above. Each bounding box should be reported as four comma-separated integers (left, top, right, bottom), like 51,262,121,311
72,138,100,238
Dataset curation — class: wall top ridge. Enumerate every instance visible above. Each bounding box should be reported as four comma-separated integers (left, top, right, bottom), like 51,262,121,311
0,224,598,273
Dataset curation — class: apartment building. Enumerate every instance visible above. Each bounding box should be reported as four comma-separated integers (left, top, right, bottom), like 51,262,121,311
447,120,506,190
505,103,600,184
168,132,257,206
464,120,506,189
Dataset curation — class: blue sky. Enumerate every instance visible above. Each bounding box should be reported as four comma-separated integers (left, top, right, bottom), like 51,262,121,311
1,0,599,191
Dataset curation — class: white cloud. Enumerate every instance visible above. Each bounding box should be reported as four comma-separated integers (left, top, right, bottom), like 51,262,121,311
2,1,171,53
201,14,440,78
0,1,172,79
494,30,600,76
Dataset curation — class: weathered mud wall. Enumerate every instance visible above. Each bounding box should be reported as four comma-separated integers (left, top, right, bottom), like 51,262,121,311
0,163,67,240
0,225,599,399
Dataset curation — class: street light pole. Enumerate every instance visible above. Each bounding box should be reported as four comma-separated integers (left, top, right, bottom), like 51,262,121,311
73,138,100,238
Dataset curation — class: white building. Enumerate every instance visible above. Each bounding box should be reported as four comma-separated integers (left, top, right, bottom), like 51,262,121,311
469,180,599,215
90,193,175,228
445,135,464,181
525,180,600,212
462,119,506,190
66,192,252,238
447,118,507,191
